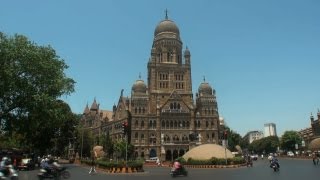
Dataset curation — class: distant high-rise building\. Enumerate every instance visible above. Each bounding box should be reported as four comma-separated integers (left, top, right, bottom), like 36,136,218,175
264,123,277,137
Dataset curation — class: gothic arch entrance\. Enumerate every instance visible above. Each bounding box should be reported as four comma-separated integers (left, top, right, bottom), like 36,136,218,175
149,148,157,158
166,150,172,161
173,149,179,160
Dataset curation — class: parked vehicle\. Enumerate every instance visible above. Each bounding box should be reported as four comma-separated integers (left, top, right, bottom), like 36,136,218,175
145,157,159,163
18,158,35,171
287,151,294,157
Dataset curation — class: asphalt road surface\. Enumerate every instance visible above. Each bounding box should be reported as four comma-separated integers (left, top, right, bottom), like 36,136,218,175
18,157,319,180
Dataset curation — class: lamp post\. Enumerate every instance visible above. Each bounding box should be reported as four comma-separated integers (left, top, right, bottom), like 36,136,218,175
295,134,305,156
125,133,128,167
155,129,164,164
68,137,75,160
80,128,84,160
223,130,228,165
160,133,164,163
80,126,94,160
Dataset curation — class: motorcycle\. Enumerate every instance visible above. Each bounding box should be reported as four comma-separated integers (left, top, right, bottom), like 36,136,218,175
37,166,70,180
246,159,253,167
0,165,19,180
170,167,188,177
270,162,280,172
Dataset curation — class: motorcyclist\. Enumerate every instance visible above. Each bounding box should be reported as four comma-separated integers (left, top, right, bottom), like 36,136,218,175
173,160,182,172
246,155,252,162
0,157,9,169
0,157,11,176
41,157,61,177
170,159,188,177
246,154,252,166
270,156,280,168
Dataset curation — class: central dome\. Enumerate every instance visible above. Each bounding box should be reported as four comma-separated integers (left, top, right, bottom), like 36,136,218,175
154,19,180,37
198,82,213,95
132,79,147,94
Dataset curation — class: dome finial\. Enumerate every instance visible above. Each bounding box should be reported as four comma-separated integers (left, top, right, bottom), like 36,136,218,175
203,76,206,82
165,9,168,19
139,72,141,79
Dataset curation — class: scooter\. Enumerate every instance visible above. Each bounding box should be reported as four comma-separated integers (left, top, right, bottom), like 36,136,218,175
0,164,19,180
270,162,280,172
170,167,188,177
37,166,70,180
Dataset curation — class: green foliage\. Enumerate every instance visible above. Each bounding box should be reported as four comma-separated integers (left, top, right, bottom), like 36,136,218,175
185,157,245,165
81,159,144,169
248,136,279,154
100,131,114,159
113,139,134,160
0,32,76,154
223,126,243,152
280,130,302,151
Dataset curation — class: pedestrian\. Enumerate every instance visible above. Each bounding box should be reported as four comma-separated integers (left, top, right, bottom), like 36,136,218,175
89,150,97,174
312,152,319,165
156,158,161,166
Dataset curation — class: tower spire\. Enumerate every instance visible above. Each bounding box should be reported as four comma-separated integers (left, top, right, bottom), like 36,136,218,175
165,9,168,19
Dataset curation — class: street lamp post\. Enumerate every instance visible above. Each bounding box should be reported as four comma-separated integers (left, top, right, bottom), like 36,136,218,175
125,134,128,167
223,130,228,165
80,128,85,160
80,126,94,160
160,133,164,163
68,137,75,160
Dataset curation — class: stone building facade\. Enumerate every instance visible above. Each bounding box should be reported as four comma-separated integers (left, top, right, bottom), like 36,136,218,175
82,14,222,161
310,111,320,137
298,110,320,148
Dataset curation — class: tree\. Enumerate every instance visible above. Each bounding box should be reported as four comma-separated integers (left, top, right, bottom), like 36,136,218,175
248,136,279,154
0,32,76,154
280,131,302,152
100,131,114,159
113,139,134,161
223,126,242,152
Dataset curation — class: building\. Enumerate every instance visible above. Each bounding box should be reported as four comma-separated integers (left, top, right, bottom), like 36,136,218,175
310,111,320,137
298,127,313,148
264,123,277,137
243,130,264,144
81,13,222,161
298,110,320,148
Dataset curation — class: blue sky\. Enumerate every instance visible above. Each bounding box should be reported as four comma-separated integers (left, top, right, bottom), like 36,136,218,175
1,0,319,136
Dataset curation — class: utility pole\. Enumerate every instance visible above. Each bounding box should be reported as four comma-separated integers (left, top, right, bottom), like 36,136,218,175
125,134,128,167
224,130,228,165
80,128,84,160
